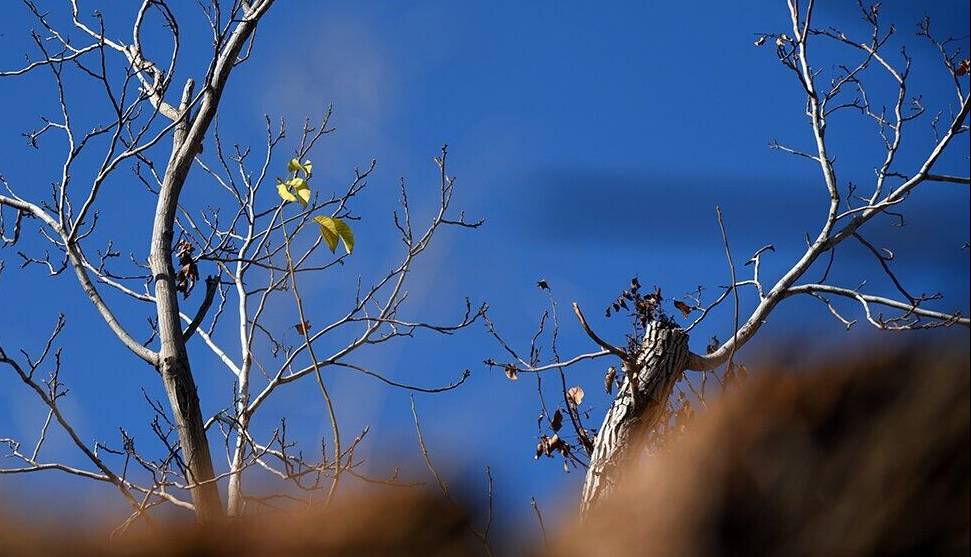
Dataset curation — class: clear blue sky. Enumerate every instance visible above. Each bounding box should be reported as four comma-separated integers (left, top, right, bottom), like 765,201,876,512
1,0,968,540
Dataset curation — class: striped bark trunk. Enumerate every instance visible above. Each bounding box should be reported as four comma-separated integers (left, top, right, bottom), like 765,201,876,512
580,321,690,515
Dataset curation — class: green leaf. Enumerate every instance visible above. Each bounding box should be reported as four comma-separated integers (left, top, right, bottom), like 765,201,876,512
313,215,353,254
276,178,297,203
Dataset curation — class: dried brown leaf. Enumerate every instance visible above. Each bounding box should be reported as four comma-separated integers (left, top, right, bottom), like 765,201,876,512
535,436,548,459
174,240,199,299
674,300,692,317
604,366,617,395
567,386,585,407
551,409,563,432
504,364,519,381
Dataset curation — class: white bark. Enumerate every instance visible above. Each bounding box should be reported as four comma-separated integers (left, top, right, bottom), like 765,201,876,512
146,2,275,523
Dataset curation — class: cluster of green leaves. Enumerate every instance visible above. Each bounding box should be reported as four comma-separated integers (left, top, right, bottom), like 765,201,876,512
277,158,354,254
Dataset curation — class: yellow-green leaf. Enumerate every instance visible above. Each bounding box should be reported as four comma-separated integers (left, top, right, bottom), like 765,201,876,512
333,218,354,254
297,188,311,207
314,215,340,253
276,179,298,203
313,215,353,254
287,177,310,207
288,158,313,176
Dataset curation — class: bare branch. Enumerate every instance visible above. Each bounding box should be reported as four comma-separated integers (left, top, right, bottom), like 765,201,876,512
787,283,968,329
571,303,628,359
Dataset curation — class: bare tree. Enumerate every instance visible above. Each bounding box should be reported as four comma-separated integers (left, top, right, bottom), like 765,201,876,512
1,1,481,528
486,0,969,514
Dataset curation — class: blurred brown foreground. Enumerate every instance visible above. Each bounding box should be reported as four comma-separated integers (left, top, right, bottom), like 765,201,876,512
2,343,968,556
552,343,970,557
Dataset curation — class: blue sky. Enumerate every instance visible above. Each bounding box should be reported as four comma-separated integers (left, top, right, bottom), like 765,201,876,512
1,0,968,541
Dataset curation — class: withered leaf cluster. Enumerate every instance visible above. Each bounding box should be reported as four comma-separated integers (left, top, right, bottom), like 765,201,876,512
174,240,198,299
722,361,750,391
535,433,570,461
606,277,676,340
503,363,519,381
605,277,641,318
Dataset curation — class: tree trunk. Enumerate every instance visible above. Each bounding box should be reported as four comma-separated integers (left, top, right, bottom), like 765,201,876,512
146,80,223,523
580,320,690,515
149,186,223,524
144,6,274,521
